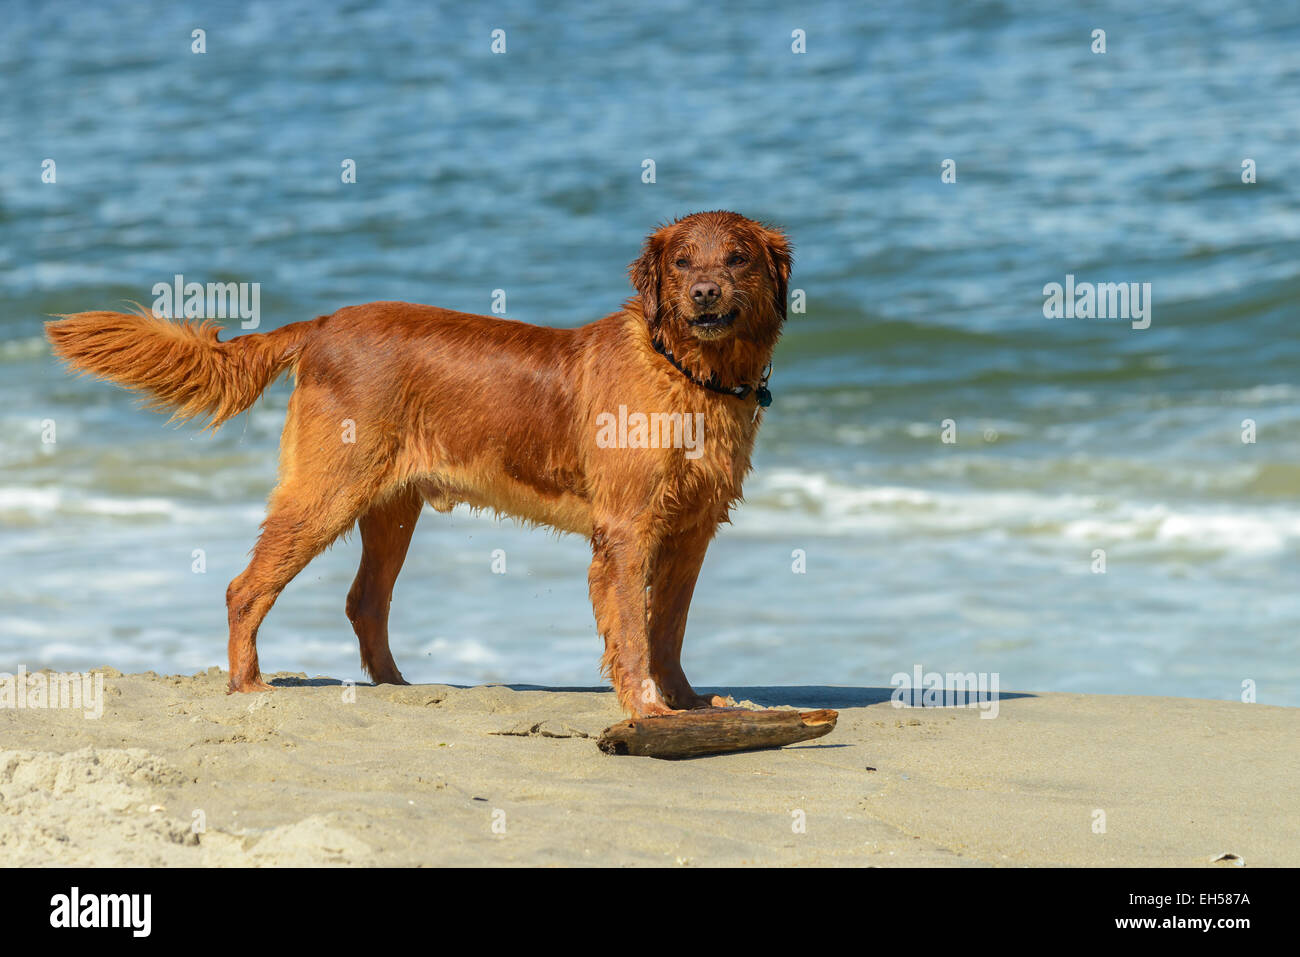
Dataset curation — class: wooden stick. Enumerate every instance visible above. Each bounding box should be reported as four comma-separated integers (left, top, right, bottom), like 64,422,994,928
597,707,838,759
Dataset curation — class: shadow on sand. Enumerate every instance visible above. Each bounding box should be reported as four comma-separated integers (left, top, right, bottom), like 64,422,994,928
266,677,1032,710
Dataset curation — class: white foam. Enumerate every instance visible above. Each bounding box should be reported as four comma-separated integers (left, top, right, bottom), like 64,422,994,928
419,637,503,666
0,486,231,525
0,487,61,513
742,470,1300,554
1222,383,1300,403
0,337,49,361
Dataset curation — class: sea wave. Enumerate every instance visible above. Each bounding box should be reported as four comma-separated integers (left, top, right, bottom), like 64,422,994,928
740,469,1300,555
0,486,262,527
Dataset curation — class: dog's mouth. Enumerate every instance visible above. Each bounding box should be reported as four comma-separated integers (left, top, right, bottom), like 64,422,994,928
688,308,739,329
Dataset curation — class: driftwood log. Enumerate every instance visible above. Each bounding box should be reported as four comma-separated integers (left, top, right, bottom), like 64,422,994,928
598,707,838,759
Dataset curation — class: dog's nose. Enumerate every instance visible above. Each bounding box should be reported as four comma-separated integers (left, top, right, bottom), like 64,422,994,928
690,281,722,306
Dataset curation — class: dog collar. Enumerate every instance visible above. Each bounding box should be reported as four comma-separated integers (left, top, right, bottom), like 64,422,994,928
650,338,773,407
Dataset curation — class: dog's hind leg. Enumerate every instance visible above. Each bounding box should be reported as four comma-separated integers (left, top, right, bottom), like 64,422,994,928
225,388,387,693
345,485,423,685
225,481,370,692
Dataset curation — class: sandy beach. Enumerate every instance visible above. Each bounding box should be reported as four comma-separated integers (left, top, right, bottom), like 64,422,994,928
0,668,1294,867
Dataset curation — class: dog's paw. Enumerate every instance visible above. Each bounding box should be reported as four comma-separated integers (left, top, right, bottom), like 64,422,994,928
666,692,736,711
634,702,681,718
227,676,274,694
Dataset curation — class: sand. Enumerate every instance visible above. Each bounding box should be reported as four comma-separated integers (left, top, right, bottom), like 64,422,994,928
0,668,1295,866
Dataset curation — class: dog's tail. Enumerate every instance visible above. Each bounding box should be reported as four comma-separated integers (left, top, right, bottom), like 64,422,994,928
44,308,319,430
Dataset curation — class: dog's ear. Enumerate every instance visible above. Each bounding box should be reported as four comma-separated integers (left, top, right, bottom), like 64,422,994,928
629,231,666,328
760,227,793,321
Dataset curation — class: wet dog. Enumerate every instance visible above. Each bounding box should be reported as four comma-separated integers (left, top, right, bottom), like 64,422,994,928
46,211,792,716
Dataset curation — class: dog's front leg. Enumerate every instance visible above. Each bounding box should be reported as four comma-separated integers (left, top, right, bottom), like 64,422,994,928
588,524,672,716
648,524,733,710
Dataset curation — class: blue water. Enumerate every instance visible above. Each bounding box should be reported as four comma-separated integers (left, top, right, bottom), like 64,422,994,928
2,0,1298,704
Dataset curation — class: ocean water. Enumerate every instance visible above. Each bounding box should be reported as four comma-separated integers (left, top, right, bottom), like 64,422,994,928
2,0,1298,704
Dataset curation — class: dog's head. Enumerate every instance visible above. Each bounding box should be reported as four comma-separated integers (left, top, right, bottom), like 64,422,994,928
629,211,792,350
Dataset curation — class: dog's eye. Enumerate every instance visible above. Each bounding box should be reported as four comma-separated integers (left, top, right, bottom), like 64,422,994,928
726,254,748,267
674,258,690,269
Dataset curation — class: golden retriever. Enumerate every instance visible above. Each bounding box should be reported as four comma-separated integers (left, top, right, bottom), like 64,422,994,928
45,210,792,716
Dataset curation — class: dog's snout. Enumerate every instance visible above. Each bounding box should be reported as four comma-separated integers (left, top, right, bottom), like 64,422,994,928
690,281,722,306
